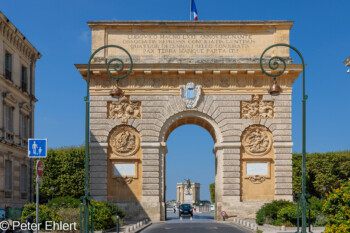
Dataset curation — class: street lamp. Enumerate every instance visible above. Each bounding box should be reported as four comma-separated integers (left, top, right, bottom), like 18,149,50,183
260,44,308,233
50,186,54,200
83,45,133,233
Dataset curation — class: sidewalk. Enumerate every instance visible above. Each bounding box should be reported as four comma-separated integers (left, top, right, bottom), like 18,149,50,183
104,219,152,233
229,218,325,233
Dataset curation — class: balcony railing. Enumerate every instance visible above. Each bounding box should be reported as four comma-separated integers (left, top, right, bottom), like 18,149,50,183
5,69,12,80
5,131,14,142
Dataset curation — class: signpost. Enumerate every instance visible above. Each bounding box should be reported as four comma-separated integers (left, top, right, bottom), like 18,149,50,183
35,160,44,233
28,139,47,158
221,211,227,221
28,139,47,233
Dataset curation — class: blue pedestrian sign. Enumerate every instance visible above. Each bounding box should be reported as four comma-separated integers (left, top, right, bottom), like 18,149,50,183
28,139,47,158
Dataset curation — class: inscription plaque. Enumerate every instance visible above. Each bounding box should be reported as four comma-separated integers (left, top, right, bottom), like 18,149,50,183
114,163,136,176
106,31,278,62
246,162,268,176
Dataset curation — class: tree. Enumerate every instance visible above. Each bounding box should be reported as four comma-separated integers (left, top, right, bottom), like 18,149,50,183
292,151,350,198
209,183,215,203
37,147,85,199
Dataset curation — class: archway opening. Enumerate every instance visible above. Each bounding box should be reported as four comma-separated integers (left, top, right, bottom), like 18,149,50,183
164,116,217,221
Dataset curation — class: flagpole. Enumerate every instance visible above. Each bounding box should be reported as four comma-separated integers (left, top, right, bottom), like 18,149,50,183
190,0,192,20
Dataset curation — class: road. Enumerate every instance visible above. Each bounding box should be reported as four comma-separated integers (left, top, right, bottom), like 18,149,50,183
141,210,250,233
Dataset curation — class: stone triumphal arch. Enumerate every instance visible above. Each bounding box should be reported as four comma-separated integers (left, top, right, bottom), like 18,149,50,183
76,21,302,221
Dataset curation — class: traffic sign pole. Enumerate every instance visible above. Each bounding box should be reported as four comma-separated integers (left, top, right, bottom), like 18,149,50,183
36,175,39,233
35,160,44,233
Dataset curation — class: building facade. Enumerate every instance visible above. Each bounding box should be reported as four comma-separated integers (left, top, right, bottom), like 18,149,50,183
0,11,41,209
177,182,200,204
76,21,301,221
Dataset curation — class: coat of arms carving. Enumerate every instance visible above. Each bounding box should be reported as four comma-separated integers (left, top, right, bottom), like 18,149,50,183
241,95,274,123
242,125,273,156
179,82,202,109
108,96,141,124
109,126,140,157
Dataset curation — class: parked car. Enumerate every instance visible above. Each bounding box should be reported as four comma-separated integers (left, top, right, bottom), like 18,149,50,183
179,204,193,217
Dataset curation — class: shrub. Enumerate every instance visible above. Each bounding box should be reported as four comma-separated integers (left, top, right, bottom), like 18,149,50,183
323,181,350,233
21,203,59,225
255,200,294,225
47,196,81,209
105,202,125,219
89,200,114,231
277,204,316,226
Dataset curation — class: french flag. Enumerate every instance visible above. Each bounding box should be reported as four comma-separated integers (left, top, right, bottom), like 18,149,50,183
191,0,198,21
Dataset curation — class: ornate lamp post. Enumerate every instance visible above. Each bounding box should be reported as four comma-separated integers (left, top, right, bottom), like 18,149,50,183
83,45,133,233
259,44,308,233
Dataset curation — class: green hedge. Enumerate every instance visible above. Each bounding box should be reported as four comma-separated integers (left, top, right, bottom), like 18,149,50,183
256,198,326,226
256,200,294,225
37,147,85,199
293,151,350,198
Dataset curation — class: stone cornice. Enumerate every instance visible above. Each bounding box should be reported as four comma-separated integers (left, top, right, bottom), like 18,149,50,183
0,11,41,60
88,20,294,29
0,74,38,102
75,63,302,96
75,63,303,78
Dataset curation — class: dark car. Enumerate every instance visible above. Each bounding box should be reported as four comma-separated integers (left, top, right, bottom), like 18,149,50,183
179,204,193,217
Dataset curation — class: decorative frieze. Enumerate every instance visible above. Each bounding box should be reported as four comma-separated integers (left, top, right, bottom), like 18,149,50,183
241,95,274,123
108,96,141,124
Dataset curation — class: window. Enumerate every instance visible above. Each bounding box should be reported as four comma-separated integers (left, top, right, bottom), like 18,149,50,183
5,160,12,190
20,165,27,193
21,66,27,92
5,52,12,80
4,105,13,133
20,113,29,138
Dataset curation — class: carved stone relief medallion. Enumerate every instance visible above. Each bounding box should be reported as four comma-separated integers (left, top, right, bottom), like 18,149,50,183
108,96,141,124
109,126,140,157
248,175,266,184
242,125,273,156
241,95,274,123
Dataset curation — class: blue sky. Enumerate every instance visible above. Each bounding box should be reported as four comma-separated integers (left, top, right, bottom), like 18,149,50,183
2,0,350,201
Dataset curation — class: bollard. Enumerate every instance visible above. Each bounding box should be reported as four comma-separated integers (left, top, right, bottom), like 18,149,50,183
140,221,143,226
281,225,286,231
116,215,119,233
137,222,140,228
250,223,255,230
254,225,258,231
125,226,129,233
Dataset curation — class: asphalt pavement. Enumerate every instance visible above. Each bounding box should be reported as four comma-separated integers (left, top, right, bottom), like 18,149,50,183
141,210,250,233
